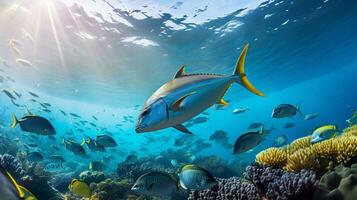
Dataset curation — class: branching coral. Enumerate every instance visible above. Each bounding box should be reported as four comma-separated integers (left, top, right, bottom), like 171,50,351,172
188,177,260,200
256,126,357,172
335,136,357,164
284,136,312,155
284,148,320,172
256,147,287,167
342,124,357,137
244,164,318,200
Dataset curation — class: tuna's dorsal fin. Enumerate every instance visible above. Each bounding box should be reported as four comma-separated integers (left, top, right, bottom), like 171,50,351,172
173,65,186,79
217,99,229,106
173,124,193,135
171,92,195,111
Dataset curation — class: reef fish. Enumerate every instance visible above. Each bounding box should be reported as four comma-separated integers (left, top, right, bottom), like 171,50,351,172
27,151,44,162
28,91,39,98
44,162,64,172
311,125,339,143
284,122,295,129
248,122,264,129
136,44,264,134
304,112,319,120
272,135,288,147
178,164,217,190
63,139,87,157
48,155,66,163
125,155,138,164
272,104,303,118
95,135,117,147
68,179,91,198
233,126,265,154
2,89,16,100
0,164,38,200
89,161,106,171
193,116,209,124
11,114,56,135
81,137,106,152
346,111,357,126
131,171,179,197
232,107,248,114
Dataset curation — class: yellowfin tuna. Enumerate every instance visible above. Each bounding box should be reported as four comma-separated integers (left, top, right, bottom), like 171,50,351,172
136,44,264,134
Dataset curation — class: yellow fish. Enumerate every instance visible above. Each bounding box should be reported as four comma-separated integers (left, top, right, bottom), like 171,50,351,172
311,125,339,143
68,179,91,198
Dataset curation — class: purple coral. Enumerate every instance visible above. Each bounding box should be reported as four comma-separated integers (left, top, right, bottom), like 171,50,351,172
188,177,260,200
244,164,319,200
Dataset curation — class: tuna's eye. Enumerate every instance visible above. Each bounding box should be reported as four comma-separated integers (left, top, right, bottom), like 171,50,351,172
142,108,151,116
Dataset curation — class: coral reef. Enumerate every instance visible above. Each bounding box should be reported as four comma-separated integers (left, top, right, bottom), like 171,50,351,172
193,155,240,178
0,154,62,200
255,126,357,172
342,125,357,137
0,153,25,180
89,178,132,200
256,147,287,167
244,164,319,200
313,164,357,200
188,177,260,200
50,173,76,193
284,136,312,155
79,170,107,184
22,162,63,200
117,161,173,182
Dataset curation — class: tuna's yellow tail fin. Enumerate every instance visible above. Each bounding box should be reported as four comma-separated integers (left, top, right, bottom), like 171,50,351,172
11,113,18,128
233,44,265,97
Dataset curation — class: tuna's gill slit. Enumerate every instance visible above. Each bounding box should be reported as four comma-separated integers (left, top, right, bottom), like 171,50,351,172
162,98,170,120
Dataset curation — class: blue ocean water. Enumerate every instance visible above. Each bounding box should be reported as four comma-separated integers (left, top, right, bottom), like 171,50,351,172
0,0,356,199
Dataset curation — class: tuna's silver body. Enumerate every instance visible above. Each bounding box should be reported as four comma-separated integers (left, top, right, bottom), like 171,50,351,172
142,74,236,132
136,44,264,134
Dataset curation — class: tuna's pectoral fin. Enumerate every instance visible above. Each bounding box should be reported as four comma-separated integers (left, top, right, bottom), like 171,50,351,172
171,92,195,111
173,124,193,135
173,65,186,79
217,99,229,106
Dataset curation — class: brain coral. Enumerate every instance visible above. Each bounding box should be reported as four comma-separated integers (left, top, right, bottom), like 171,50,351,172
313,164,357,200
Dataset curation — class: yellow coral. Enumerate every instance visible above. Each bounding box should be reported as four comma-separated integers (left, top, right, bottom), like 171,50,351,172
256,124,357,172
311,139,337,159
342,124,357,137
284,148,319,172
335,136,357,163
284,136,312,155
256,148,287,166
